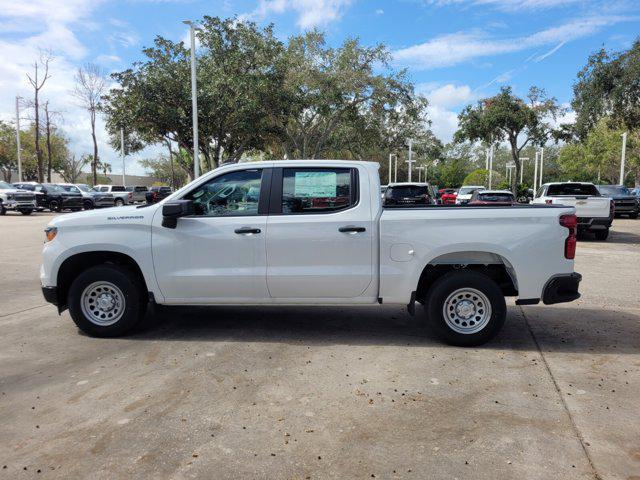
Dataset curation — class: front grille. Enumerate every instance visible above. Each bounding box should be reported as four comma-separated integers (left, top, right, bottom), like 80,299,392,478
15,194,34,201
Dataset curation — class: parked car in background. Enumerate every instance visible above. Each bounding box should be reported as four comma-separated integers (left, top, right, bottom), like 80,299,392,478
380,185,387,199
58,183,115,210
92,185,132,206
532,182,613,240
126,185,149,203
439,188,458,205
468,190,516,206
0,181,36,215
145,186,173,204
455,185,484,205
13,182,83,212
596,185,639,219
383,182,434,206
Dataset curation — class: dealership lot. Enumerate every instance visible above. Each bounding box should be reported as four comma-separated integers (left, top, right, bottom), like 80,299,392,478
1,212,639,479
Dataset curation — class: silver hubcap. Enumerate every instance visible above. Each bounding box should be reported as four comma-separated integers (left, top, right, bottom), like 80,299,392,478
80,281,125,326
442,287,492,334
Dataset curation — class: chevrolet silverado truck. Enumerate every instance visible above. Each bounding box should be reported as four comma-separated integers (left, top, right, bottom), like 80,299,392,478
40,160,581,346
0,181,36,215
532,182,613,240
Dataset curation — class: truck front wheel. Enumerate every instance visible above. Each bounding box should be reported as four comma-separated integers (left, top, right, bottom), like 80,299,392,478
425,270,506,347
68,264,146,337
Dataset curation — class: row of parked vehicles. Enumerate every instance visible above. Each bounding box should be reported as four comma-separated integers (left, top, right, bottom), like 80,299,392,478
0,181,173,215
380,181,640,241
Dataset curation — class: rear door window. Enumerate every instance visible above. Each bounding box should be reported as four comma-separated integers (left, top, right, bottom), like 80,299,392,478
280,168,354,214
386,185,429,199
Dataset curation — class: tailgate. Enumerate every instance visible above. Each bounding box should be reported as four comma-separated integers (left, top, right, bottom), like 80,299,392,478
550,196,609,217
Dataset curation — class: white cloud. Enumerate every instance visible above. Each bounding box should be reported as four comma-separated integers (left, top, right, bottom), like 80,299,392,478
425,0,586,12
248,0,353,29
394,15,633,70
375,9,384,15
417,82,476,108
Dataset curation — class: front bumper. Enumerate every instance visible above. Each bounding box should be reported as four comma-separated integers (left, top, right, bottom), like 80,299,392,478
3,200,36,210
42,286,58,306
542,273,582,305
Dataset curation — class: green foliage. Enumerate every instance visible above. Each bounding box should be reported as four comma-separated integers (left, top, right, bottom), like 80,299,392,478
572,39,640,139
456,86,561,193
140,155,188,189
462,168,504,186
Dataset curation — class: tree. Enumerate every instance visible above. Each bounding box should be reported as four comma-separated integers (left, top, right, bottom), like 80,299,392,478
0,121,17,182
58,154,90,183
140,155,188,188
74,63,106,185
455,86,561,194
103,16,288,176
462,168,504,187
572,39,640,139
558,118,639,185
26,50,53,182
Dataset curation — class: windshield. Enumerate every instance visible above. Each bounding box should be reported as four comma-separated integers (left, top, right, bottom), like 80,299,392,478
44,184,64,193
76,184,90,192
61,185,81,193
111,186,126,192
597,185,631,196
386,185,429,199
0,181,13,190
547,183,599,196
459,186,481,195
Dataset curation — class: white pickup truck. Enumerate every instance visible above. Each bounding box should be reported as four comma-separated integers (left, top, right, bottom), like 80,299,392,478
532,182,613,240
40,160,582,346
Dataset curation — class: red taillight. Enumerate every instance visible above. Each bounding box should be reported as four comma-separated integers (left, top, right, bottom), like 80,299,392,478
560,214,577,259
128,192,133,200
545,199,553,205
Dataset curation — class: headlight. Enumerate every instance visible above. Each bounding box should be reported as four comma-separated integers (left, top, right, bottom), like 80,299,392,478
44,226,58,242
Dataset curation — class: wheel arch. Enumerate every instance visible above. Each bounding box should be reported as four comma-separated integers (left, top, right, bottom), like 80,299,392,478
415,250,518,302
56,251,148,312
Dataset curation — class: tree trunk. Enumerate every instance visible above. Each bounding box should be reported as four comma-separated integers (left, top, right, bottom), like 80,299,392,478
166,139,175,189
34,88,44,183
91,110,98,185
508,136,520,195
45,103,53,182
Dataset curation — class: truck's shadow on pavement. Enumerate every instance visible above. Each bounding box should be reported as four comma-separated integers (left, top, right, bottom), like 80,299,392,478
121,304,640,354
580,229,640,244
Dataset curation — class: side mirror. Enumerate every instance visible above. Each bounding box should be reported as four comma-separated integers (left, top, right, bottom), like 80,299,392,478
162,200,194,229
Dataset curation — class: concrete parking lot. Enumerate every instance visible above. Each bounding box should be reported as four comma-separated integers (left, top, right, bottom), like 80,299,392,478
1,211,639,479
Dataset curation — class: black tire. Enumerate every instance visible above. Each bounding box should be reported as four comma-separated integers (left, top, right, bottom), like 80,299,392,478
48,200,60,212
20,209,33,215
424,270,506,347
114,198,124,207
83,200,94,210
0,202,6,215
629,212,638,220
68,264,147,337
594,228,609,241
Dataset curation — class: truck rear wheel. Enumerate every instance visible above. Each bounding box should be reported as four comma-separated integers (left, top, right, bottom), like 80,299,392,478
68,264,146,337
114,198,124,207
425,270,506,346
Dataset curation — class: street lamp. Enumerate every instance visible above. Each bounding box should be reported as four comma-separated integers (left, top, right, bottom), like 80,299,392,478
519,157,529,184
620,132,627,185
388,154,397,184
15,96,23,181
538,147,545,188
406,139,415,182
120,127,126,186
183,20,199,179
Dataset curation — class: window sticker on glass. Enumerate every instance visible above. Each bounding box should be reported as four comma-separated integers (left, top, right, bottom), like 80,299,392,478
294,171,337,198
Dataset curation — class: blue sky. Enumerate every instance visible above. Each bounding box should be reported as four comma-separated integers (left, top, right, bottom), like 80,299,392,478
1,0,638,175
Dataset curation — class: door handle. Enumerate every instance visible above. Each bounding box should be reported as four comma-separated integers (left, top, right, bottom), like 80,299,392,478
234,227,261,235
338,226,366,233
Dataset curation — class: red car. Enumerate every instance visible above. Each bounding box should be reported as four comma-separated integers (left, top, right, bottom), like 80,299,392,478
468,190,516,206
439,188,457,205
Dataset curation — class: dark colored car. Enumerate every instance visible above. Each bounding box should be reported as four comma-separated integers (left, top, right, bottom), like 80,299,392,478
468,190,516,206
13,182,83,212
145,186,173,204
596,185,639,219
383,183,434,206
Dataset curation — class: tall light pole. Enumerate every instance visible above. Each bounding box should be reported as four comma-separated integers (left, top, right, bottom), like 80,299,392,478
620,132,627,185
538,147,545,188
519,157,529,184
15,96,22,181
488,143,495,189
533,151,539,191
388,154,397,184
120,127,126,186
184,20,200,179
406,139,415,182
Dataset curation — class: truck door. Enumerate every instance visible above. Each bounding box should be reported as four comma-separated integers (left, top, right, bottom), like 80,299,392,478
266,166,373,299
151,168,270,302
